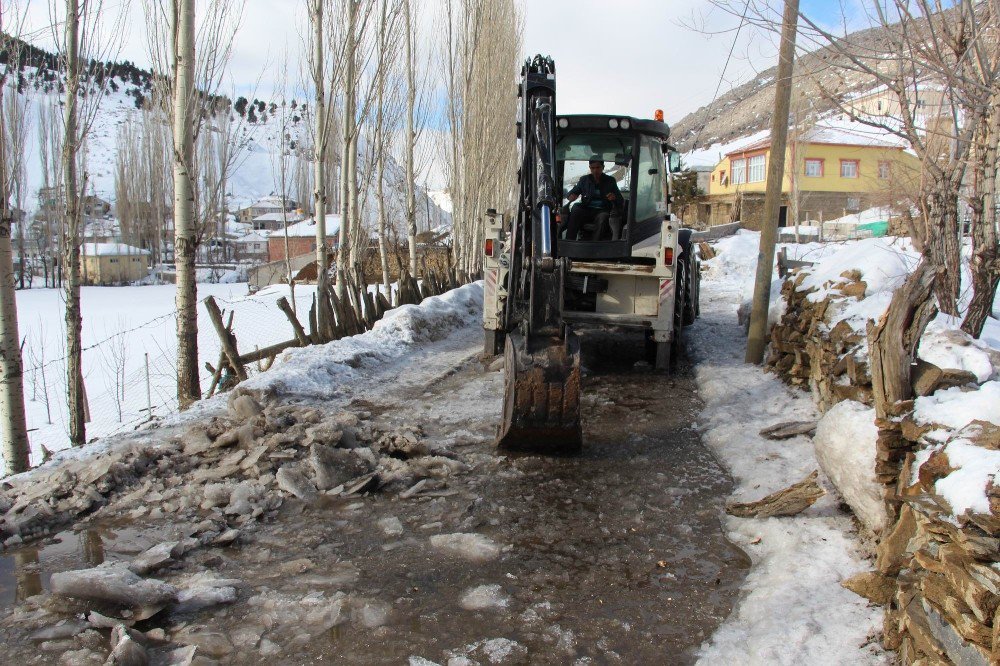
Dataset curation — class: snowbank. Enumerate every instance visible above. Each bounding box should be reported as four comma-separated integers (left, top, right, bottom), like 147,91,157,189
241,282,484,399
813,400,888,533
691,259,886,663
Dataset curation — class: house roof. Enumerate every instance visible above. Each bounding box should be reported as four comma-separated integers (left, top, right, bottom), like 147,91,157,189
82,242,150,256
235,232,269,243
275,214,342,238
722,121,907,159
253,211,304,223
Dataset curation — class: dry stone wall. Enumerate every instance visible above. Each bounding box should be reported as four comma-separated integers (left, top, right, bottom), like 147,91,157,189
763,264,999,665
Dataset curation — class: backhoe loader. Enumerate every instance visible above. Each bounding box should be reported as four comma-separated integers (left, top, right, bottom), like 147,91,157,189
483,55,699,453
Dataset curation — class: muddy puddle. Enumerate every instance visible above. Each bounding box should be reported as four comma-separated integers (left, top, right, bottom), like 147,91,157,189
0,524,154,608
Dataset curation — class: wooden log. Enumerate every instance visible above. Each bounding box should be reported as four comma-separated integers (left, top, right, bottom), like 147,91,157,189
308,294,320,344
725,470,826,518
276,296,310,346
238,339,299,364
204,296,247,382
205,349,227,398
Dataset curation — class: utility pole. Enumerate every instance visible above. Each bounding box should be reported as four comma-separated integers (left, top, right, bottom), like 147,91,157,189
745,0,799,364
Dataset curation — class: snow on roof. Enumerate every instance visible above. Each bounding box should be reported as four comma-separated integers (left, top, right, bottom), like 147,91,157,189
235,231,269,243
253,211,304,222
279,214,342,238
685,112,910,168
82,242,150,256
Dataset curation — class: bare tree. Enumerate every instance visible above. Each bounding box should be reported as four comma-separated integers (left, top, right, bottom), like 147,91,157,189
441,0,522,275
144,0,243,407
306,0,338,329
0,8,31,473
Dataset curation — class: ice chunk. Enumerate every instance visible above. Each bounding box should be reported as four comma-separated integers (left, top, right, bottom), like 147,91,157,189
429,533,502,562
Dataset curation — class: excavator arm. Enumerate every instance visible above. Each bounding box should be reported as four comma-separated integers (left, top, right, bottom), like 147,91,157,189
496,55,582,453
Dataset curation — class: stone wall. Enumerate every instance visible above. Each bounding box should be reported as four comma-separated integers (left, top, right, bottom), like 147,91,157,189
764,264,999,664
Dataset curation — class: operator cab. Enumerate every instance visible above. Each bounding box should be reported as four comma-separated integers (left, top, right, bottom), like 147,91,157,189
555,114,681,261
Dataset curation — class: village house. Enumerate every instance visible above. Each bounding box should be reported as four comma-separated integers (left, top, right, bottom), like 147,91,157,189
233,231,270,263
267,214,340,262
236,196,298,224
703,125,922,229
251,210,305,232
81,243,150,285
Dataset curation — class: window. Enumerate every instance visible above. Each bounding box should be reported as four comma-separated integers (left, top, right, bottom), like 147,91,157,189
748,154,766,183
731,158,746,185
840,159,859,178
720,170,727,185
878,161,890,179
109,257,118,264
804,159,824,177
634,135,666,222
847,197,861,211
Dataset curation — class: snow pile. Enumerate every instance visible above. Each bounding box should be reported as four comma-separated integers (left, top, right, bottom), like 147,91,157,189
813,400,888,533
242,282,484,400
913,381,1000,431
691,263,886,663
797,237,920,334
918,315,1000,383
930,438,1000,516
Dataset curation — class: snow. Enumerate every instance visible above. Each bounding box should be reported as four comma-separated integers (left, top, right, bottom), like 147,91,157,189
913,381,1000,430
813,401,888,533
279,214,342,238
81,242,150,256
10,282,308,475
693,233,887,664
933,439,1000,516
798,237,921,334
241,282,483,399
919,315,1000,383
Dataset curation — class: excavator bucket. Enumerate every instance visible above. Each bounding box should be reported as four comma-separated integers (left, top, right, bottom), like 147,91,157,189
497,331,582,453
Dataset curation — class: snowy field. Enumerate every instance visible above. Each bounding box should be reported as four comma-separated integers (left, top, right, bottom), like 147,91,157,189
11,282,321,474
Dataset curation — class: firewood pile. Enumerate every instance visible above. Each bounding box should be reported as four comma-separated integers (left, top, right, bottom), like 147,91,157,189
875,418,999,664
762,260,999,664
765,268,873,411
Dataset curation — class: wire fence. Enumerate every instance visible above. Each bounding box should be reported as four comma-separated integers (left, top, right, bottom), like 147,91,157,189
15,283,316,471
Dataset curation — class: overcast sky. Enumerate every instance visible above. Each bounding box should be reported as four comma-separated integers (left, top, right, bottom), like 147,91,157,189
17,0,865,124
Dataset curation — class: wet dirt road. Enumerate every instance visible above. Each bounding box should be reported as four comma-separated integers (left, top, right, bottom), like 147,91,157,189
0,328,749,665
219,329,748,664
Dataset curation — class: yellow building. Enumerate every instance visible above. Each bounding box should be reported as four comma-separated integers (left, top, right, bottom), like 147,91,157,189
703,126,921,229
81,243,151,285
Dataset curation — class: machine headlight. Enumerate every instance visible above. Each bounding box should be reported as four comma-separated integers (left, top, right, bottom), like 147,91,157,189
557,118,569,128
620,119,631,129
608,118,619,129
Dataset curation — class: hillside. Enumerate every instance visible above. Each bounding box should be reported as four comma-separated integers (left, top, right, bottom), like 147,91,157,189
0,36,449,230
670,21,896,154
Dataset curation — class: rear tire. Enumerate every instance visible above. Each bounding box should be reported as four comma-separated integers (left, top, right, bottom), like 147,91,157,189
672,259,687,363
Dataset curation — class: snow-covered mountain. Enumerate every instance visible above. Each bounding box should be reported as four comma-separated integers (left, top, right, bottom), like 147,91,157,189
3,39,450,233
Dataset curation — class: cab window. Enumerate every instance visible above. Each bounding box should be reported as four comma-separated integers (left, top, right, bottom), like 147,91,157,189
556,132,633,202
633,137,665,222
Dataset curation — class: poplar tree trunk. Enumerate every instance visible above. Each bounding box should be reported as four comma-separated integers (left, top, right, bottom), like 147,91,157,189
337,0,357,297
404,0,418,276
173,0,201,407
311,0,329,328
64,0,86,446
0,88,30,473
